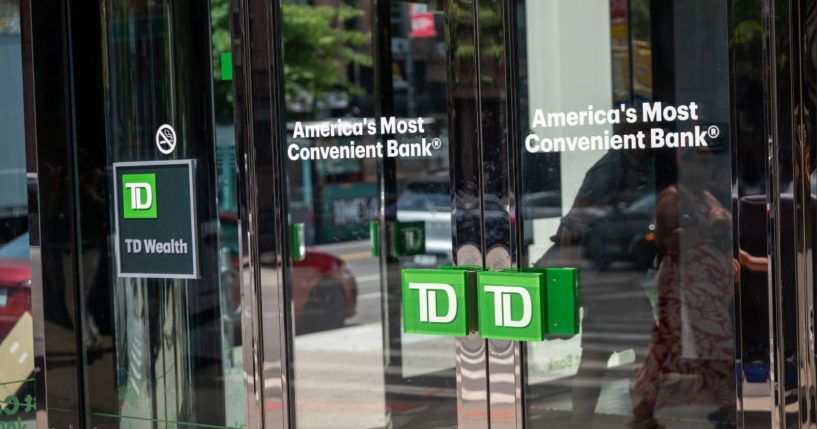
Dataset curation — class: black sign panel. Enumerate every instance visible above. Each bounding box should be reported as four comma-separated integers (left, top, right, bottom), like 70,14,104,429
113,160,198,278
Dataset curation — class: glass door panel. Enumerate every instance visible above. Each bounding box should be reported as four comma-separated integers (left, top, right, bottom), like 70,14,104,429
514,1,739,427
79,1,246,428
275,1,459,428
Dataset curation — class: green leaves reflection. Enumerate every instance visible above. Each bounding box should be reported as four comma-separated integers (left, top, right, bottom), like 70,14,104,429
281,1,372,114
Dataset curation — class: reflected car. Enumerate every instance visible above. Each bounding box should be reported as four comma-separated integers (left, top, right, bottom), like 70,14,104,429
531,193,657,271
395,176,453,265
394,176,514,266
290,250,358,334
463,193,512,250
0,233,31,339
219,214,357,337
580,194,658,271
521,191,562,220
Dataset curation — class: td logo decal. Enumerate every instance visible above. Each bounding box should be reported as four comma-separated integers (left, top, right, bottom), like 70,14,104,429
122,173,157,219
409,283,457,323
402,269,474,336
477,272,545,341
400,267,579,341
483,286,532,328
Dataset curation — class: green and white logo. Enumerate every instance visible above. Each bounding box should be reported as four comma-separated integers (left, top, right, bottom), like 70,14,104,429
390,221,426,257
411,283,457,323
484,286,532,328
400,267,579,341
402,269,473,336
114,160,198,279
477,272,545,341
122,173,157,219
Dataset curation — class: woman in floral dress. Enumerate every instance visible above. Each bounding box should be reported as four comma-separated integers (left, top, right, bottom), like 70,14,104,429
630,149,736,429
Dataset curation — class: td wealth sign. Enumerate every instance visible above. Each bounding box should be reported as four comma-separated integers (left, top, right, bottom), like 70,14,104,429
113,160,199,279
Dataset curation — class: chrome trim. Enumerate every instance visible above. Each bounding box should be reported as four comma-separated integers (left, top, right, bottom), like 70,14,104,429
232,0,263,425
456,333,490,429
487,339,523,429
790,0,817,426
231,0,291,426
20,0,49,426
446,0,492,426
474,0,524,426
764,0,800,426
731,0,776,426
238,143,263,429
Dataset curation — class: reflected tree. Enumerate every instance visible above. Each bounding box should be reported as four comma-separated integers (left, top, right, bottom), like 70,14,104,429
0,0,20,34
211,0,377,119
281,1,372,116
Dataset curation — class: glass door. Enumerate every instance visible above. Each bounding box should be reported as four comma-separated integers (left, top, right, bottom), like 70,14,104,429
237,0,780,428
234,0,494,427
280,1,461,425
32,1,250,428
509,0,765,428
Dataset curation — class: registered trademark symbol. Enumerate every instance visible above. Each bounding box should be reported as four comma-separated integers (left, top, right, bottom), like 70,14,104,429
156,124,177,155
707,125,720,139
432,138,442,149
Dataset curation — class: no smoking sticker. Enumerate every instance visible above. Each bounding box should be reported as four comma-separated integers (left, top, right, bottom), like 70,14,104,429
156,124,176,154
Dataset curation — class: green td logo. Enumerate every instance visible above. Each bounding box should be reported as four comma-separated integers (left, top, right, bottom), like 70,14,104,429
401,267,579,341
122,173,157,219
477,272,545,341
402,269,474,336
390,221,426,257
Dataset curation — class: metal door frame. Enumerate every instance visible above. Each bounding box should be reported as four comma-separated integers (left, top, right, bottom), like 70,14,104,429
765,0,817,427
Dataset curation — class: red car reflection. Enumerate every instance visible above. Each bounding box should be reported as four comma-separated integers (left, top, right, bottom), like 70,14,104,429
0,217,360,342
0,234,31,339
290,249,358,333
219,214,357,337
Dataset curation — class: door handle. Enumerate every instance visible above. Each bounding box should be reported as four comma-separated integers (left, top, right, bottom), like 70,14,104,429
401,266,579,340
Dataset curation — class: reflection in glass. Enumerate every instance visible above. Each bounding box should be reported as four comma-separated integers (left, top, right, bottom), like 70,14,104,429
518,1,736,427
280,1,457,427
86,1,245,427
0,0,37,426
281,2,379,427
211,0,246,425
632,148,734,425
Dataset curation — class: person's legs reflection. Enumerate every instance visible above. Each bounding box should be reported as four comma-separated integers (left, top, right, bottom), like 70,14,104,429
571,290,654,428
630,148,736,428
571,348,610,426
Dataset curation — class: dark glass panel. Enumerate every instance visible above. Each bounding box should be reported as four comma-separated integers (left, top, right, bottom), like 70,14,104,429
515,2,739,427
